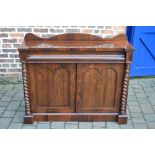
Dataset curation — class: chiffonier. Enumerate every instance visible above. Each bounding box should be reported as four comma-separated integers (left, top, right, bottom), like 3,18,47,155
18,33,134,124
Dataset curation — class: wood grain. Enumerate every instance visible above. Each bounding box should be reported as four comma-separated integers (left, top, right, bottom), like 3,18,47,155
28,63,76,113
76,63,124,113
18,33,134,124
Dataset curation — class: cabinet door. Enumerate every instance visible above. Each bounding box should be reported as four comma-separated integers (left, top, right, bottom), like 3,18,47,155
27,63,76,113
76,64,124,113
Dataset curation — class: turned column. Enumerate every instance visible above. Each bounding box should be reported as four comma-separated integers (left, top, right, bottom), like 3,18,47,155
121,63,130,115
118,63,130,124
22,63,31,115
22,63,33,123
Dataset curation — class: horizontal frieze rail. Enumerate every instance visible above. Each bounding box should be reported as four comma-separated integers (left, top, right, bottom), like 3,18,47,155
27,54,125,61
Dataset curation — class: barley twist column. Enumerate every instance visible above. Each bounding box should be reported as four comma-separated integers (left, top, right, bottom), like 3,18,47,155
121,63,130,115
22,63,31,115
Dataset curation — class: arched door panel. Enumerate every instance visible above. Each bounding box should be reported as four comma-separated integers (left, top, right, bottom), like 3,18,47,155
28,64,76,113
76,64,124,113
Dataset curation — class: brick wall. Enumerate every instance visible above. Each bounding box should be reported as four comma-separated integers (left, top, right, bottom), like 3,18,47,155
0,26,126,80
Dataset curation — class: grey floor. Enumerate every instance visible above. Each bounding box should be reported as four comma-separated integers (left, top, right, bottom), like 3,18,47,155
0,77,155,129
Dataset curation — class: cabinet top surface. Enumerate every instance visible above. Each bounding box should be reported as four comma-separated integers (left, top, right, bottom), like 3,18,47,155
18,33,134,52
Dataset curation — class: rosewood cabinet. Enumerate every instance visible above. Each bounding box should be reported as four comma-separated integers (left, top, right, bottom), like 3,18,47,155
18,33,134,124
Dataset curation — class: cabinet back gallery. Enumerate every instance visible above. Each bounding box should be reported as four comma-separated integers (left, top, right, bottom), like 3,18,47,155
18,33,134,124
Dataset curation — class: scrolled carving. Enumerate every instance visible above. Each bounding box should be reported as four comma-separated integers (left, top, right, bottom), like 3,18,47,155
121,64,130,115
22,63,31,115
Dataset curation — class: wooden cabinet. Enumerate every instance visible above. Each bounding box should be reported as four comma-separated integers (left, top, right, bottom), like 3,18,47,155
18,33,134,124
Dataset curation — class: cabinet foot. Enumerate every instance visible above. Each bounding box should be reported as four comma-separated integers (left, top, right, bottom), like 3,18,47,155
24,115,34,124
118,115,127,124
